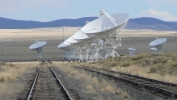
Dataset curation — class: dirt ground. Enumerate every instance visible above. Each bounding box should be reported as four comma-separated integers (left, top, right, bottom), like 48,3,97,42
0,27,177,61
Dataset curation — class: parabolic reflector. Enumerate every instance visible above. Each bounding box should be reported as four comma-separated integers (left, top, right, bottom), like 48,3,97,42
29,41,47,50
63,41,71,46
29,40,47,59
72,30,90,40
128,48,136,51
58,42,68,48
57,10,130,61
81,13,129,35
65,37,78,44
151,47,158,51
149,38,167,47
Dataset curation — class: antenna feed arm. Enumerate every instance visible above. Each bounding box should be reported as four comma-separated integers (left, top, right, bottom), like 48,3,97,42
100,10,118,26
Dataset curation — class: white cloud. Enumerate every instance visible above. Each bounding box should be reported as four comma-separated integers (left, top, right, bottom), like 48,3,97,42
138,9,177,21
148,0,177,6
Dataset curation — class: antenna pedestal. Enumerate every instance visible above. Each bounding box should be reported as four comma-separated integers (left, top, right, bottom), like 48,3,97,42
129,51,134,55
151,44,163,52
82,50,90,61
128,48,136,56
89,44,103,61
81,45,90,61
105,49,120,59
36,47,43,59
104,36,121,59
63,50,69,60
155,44,163,51
75,47,82,61
90,51,103,61
129,50,136,55
70,49,76,61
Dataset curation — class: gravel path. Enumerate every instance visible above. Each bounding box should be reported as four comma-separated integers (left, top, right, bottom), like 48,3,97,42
32,66,68,100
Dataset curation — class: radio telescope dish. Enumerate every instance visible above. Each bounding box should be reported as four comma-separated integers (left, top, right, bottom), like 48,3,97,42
72,30,90,40
149,37,167,52
149,37,167,47
80,10,129,59
29,40,47,59
58,42,68,48
81,10,129,38
67,30,92,47
150,47,158,51
57,10,129,61
64,36,78,44
128,47,136,55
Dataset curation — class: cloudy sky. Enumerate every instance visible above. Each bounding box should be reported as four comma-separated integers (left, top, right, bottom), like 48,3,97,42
0,0,176,22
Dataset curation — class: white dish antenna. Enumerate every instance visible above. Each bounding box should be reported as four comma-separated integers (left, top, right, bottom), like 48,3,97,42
64,37,78,44
57,10,129,61
69,30,93,47
151,47,158,51
29,40,47,59
128,47,136,55
149,37,167,47
149,37,167,52
58,42,68,48
81,10,129,36
58,42,76,50
72,30,90,40
63,42,71,46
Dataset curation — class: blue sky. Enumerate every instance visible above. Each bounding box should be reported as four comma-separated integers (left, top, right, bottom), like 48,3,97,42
0,0,177,22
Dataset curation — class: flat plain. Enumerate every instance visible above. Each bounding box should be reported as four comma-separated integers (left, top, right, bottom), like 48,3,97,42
0,28,177,100
0,27,177,61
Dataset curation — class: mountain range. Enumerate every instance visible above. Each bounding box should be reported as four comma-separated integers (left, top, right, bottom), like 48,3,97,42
0,17,177,31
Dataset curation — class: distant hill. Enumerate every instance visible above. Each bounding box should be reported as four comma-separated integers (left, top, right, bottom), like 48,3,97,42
0,17,97,29
127,17,177,31
0,17,177,31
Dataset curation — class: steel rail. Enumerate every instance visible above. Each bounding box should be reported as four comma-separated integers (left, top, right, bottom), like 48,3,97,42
102,69,177,87
82,67,177,87
49,67,73,100
27,68,40,100
75,67,177,98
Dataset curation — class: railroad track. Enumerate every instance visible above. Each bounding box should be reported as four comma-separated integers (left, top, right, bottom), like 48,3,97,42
27,66,73,100
75,66,177,98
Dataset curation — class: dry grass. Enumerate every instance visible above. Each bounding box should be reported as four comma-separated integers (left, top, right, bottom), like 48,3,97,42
54,62,130,99
123,92,130,99
0,62,38,99
86,85,96,93
81,52,177,84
